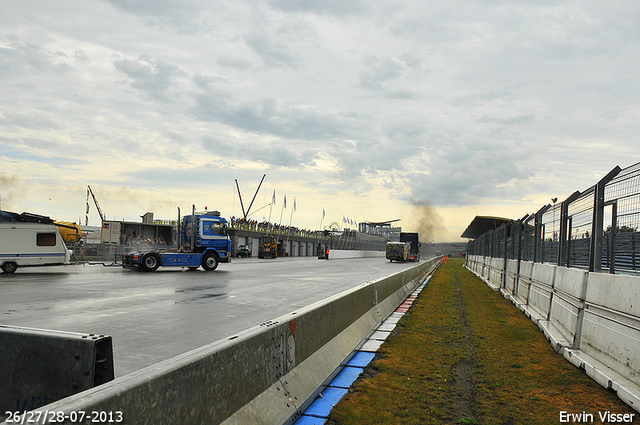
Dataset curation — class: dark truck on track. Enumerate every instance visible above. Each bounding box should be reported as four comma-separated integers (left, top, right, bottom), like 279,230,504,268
400,232,421,262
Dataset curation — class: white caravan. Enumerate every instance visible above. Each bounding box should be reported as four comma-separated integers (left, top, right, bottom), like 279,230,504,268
0,211,72,274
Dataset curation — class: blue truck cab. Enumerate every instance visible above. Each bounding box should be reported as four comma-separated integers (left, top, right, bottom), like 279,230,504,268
123,211,231,272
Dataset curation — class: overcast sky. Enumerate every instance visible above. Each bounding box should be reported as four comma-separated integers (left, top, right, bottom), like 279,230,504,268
1,1,639,242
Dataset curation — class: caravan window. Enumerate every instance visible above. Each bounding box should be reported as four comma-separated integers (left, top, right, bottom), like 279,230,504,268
37,233,57,246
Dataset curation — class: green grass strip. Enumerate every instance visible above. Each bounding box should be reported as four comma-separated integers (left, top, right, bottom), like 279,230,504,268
328,258,636,425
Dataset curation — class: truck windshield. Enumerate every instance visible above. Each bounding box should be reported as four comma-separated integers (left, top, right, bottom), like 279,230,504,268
202,221,226,236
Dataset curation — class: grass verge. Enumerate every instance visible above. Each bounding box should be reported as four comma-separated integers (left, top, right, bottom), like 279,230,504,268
328,258,636,425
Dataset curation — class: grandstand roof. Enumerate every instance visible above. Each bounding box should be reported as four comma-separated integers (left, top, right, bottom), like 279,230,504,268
461,215,513,239
361,219,401,226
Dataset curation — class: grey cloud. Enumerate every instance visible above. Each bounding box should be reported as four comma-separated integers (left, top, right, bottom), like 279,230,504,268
404,141,531,206
192,73,225,88
478,114,535,126
106,0,194,17
124,164,232,189
382,90,419,100
217,55,252,70
267,0,368,16
104,0,209,32
458,87,519,105
74,50,90,62
201,135,319,168
383,122,427,143
193,90,361,141
398,53,423,71
114,56,185,100
0,112,62,131
0,40,71,75
1,137,80,167
358,57,404,90
244,31,300,68
330,129,425,185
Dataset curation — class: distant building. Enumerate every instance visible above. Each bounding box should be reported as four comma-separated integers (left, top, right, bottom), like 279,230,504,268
359,219,402,241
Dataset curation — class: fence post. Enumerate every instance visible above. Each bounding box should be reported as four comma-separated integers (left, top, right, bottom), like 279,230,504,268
502,224,509,290
534,204,551,263
558,191,581,268
514,217,527,297
589,166,621,272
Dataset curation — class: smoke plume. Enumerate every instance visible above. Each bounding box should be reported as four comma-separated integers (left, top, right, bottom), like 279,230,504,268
0,174,22,210
407,199,444,243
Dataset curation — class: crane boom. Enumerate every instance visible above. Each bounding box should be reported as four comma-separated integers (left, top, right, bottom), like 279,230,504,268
86,185,106,225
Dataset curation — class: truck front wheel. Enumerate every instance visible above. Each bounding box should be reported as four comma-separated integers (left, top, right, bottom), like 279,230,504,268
202,252,219,271
140,253,161,272
2,262,18,274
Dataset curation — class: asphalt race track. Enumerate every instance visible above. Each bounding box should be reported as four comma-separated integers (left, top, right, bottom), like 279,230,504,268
1,256,417,376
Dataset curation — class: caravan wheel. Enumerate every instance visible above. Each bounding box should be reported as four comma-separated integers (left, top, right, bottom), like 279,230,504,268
2,262,18,274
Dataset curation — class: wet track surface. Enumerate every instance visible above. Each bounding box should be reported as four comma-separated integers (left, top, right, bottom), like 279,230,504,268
0,256,417,376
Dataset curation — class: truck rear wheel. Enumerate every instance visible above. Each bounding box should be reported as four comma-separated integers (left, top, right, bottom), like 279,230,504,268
2,262,18,274
202,252,219,271
140,253,161,272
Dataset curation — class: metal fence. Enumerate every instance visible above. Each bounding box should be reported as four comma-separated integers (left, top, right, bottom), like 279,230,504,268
468,161,640,274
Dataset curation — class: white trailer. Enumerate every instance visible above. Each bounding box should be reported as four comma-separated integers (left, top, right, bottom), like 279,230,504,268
0,211,72,274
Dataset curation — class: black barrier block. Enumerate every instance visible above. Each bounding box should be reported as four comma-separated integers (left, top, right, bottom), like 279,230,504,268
0,325,114,415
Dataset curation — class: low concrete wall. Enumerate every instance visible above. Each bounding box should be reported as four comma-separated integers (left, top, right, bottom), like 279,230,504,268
515,260,533,305
9,258,439,425
489,257,504,289
465,254,640,412
577,273,640,387
528,262,556,322
326,250,385,260
504,259,517,295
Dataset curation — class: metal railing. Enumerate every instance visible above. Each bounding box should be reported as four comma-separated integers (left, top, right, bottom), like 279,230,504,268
468,161,640,274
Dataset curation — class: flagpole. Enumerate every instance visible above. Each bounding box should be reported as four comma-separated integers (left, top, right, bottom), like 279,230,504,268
286,197,296,249
279,194,286,227
268,189,275,224
288,197,295,227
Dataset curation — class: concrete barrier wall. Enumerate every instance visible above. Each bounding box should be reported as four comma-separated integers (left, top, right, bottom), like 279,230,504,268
482,256,491,281
515,261,533,305
464,255,640,412
579,273,640,387
554,267,588,300
327,250,385,260
504,259,517,295
548,292,582,346
547,268,588,346
474,256,482,275
13,258,439,425
489,257,504,288
527,262,556,321
466,255,476,272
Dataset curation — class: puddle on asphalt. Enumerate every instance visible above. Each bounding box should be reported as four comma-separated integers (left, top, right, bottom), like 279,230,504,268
174,293,228,304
